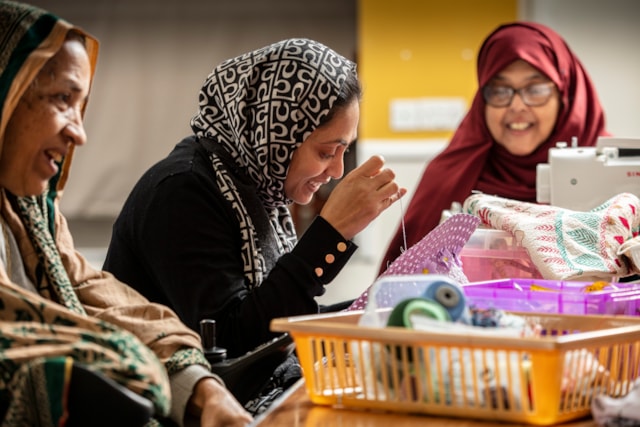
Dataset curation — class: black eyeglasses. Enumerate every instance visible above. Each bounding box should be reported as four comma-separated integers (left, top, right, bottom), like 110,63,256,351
482,82,556,107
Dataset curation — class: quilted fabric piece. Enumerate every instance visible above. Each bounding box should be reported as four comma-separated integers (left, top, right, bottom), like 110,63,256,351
463,192,640,281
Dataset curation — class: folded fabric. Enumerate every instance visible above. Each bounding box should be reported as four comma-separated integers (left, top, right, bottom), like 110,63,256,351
591,379,640,426
347,214,480,311
463,192,640,281
380,213,480,277
617,235,640,273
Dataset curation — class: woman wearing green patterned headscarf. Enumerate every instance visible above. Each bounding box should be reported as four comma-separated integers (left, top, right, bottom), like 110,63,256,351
0,1,251,426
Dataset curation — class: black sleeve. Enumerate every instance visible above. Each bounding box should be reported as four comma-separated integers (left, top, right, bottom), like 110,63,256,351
131,172,356,357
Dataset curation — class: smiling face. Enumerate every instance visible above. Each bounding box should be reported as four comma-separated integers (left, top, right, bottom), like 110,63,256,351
484,59,560,156
0,37,91,196
284,99,359,205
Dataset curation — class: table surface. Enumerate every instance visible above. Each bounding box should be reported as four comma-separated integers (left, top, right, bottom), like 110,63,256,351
251,379,598,427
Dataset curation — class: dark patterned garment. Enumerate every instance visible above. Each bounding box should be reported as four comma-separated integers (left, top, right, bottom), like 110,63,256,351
0,1,212,425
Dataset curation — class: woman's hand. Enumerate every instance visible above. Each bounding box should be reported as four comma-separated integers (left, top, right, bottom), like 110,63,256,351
187,377,253,427
320,155,406,240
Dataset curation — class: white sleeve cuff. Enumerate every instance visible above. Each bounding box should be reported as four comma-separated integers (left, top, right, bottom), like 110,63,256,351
169,365,222,426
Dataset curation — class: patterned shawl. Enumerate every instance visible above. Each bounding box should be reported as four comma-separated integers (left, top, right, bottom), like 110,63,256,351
191,38,357,287
0,0,98,311
380,21,609,271
0,2,207,424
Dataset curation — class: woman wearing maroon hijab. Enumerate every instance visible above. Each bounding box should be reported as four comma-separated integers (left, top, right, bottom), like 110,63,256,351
379,21,608,273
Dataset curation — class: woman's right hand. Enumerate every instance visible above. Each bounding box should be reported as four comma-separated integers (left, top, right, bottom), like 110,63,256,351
319,155,406,240
188,377,253,427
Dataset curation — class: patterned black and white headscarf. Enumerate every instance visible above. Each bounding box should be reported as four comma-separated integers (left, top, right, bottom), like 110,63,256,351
191,38,356,208
190,38,357,287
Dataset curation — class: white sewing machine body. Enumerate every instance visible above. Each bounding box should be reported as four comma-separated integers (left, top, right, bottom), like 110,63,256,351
537,137,640,211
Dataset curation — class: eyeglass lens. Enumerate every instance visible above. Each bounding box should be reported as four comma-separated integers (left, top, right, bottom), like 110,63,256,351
483,83,554,107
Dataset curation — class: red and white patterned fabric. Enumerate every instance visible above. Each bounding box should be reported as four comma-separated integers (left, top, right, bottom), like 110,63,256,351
463,192,640,281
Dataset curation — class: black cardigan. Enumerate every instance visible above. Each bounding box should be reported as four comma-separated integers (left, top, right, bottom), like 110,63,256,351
103,136,356,356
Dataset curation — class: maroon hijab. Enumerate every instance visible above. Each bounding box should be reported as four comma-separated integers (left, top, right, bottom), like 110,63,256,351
379,21,608,273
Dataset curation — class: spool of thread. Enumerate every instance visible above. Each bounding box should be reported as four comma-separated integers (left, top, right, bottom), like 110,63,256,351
387,297,451,328
422,279,466,321
386,297,451,362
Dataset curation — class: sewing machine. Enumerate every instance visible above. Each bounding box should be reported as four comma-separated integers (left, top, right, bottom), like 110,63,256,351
536,137,640,211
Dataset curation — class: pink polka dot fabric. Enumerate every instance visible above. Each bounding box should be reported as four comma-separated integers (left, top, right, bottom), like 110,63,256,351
347,214,480,311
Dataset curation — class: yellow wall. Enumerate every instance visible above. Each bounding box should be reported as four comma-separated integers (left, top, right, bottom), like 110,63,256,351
358,0,517,141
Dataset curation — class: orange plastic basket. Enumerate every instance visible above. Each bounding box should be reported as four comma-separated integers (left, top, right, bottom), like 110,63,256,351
271,310,640,425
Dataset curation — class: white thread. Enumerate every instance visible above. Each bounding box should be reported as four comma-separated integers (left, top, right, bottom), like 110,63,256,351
399,195,407,253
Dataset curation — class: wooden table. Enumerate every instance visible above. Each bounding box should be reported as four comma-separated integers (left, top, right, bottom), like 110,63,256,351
251,379,598,427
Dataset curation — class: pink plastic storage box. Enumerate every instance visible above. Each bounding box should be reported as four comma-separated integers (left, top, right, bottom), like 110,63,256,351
462,278,640,316
460,228,542,282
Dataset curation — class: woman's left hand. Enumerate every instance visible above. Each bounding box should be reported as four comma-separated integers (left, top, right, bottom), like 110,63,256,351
320,155,406,240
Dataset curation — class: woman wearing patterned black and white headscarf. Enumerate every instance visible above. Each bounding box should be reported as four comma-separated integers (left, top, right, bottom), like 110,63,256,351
104,38,404,371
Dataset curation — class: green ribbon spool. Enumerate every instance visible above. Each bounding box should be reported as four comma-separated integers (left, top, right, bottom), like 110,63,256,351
387,297,451,328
